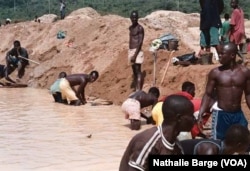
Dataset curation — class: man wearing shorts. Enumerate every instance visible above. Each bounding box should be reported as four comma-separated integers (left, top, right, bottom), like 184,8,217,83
59,70,99,106
129,10,144,91
121,87,159,130
199,0,224,52
198,43,250,140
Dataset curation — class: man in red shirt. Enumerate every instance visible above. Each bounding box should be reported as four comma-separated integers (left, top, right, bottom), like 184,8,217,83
155,81,211,139
229,0,246,62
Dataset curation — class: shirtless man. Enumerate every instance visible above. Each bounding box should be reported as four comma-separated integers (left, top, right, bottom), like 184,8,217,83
5,40,29,83
121,87,160,130
198,42,250,140
180,124,250,155
119,95,195,171
129,11,144,91
59,70,99,106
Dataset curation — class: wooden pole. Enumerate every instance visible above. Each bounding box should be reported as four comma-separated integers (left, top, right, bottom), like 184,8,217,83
153,52,157,86
160,50,175,85
18,56,40,65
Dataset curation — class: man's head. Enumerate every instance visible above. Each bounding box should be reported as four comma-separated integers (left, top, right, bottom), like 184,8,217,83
224,13,230,20
182,81,195,97
162,95,195,132
217,42,238,65
13,40,21,49
130,11,139,25
59,72,67,78
224,124,250,154
230,0,239,9
89,70,99,82
148,87,160,99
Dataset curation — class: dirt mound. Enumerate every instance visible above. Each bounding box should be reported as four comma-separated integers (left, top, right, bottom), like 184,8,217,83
0,8,249,115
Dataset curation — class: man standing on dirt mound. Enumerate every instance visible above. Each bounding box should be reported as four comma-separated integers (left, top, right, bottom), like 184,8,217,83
5,40,29,83
128,10,144,91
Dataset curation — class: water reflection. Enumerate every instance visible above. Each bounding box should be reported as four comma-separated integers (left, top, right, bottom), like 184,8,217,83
0,88,146,171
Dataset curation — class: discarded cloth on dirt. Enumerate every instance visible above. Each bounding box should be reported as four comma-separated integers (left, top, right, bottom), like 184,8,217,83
172,52,198,66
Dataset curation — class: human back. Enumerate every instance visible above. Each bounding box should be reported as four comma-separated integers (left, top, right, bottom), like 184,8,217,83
128,87,159,108
65,73,88,86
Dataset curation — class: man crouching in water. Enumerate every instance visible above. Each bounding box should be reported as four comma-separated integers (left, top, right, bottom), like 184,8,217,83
59,70,99,106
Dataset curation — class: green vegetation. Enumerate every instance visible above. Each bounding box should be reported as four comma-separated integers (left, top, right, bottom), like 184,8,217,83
0,0,249,23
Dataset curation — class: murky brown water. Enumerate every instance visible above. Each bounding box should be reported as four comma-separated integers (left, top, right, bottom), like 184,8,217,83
0,88,149,171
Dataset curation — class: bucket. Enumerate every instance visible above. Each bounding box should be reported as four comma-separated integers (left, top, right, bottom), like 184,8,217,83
200,52,213,65
168,39,179,51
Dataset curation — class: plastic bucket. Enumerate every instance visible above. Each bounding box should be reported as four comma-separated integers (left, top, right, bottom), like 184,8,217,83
200,52,213,65
168,39,179,51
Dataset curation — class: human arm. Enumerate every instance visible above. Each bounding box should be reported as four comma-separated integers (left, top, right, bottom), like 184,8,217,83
4,68,16,83
76,80,87,105
198,70,217,131
244,70,250,110
229,9,238,34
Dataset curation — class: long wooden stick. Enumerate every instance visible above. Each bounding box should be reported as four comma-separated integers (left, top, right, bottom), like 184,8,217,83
18,56,40,65
160,50,175,85
153,52,157,86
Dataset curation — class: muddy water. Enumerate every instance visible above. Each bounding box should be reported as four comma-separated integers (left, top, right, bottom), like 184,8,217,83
0,88,150,171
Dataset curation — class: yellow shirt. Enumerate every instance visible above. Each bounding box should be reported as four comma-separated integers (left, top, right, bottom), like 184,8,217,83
151,102,163,126
151,101,192,140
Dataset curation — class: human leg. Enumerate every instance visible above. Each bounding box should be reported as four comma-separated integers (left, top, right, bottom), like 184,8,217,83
52,93,60,102
4,64,17,83
17,62,27,79
59,78,79,104
121,98,141,130
214,111,245,140
234,110,248,128
201,29,211,51
133,64,143,91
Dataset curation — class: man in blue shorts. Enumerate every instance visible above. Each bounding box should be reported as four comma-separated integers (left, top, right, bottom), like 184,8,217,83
198,42,250,140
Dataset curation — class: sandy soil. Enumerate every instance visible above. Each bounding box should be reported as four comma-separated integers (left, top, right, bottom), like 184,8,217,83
0,8,250,121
